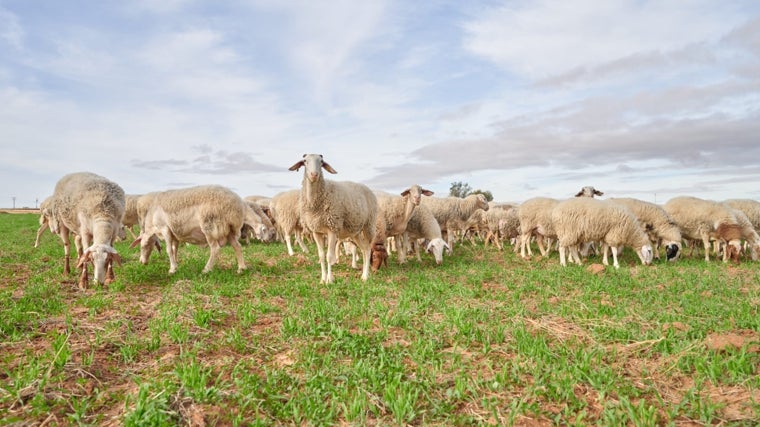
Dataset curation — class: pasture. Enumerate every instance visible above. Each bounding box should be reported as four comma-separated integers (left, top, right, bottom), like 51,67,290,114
1,212,759,425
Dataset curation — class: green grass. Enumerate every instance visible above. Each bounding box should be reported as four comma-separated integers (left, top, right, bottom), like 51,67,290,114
1,212,759,425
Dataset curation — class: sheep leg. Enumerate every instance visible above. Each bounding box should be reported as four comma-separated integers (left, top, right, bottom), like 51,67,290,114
34,221,48,248
611,246,620,269
202,240,221,273
295,231,309,253
397,234,408,264
78,264,89,290
228,234,247,273
283,233,295,256
356,235,372,282
559,245,567,266
167,235,180,274
701,236,711,261
312,232,330,283
569,245,582,265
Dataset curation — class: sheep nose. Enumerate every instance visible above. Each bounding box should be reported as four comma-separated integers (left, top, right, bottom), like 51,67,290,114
308,172,318,182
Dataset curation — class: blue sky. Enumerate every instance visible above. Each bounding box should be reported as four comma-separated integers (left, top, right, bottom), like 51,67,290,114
2,0,759,208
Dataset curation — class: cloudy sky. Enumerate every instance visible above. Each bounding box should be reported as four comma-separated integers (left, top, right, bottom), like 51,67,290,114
2,0,759,208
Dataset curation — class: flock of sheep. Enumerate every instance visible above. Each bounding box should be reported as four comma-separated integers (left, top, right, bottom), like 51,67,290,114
34,154,760,288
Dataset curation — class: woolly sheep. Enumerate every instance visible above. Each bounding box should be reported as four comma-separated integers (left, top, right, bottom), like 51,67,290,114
575,186,604,198
269,189,310,256
120,194,141,240
34,196,57,248
401,203,450,265
288,154,378,283
131,185,247,274
552,197,654,268
483,205,520,251
607,197,681,261
517,197,560,258
663,196,743,262
723,205,760,261
374,185,434,263
49,172,126,288
420,194,490,253
723,199,760,231
241,200,277,243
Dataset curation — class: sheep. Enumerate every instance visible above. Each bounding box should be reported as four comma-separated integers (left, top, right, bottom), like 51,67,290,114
130,185,247,274
607,197,681,261
723,205,760,261
517,197,560,258
551,197,654,268
288,154,378,283
269,189,310,256
663,196,743,262
49,172,126,288
241,200,277,243
34,196,57,248
400,203,450,265
483,205,520,251
575,186,604,198
723,199,760,231
374,185,434,263
420,194,490,253
121,194,141,240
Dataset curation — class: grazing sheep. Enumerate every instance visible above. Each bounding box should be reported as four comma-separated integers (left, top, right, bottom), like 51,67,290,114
121,194,141,240
723,205,760,261
420,194,490,253
374,185,434,263
49,172,126,288
401,203,450,265
269,189,310,256
131,185,247,274
723,199,760,231
241,200,277,243
370,241,389,272
608,197,681,261
575,186,604,198
663,196,743,262
288,154,378,283
551,197,654,268
34,196,57,248
517,197,560,258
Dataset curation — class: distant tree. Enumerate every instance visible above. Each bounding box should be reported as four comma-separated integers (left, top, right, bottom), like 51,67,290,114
449,181,472,198
471,189,494,202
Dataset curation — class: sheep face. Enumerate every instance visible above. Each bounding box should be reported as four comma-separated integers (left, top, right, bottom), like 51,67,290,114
77,244,120,285
575,186,604,198
426,238,449,265
254,224,277,242
638,245,654,265
665,243,680,261
726,240,742,263
401,185,434,206
288,154,337,182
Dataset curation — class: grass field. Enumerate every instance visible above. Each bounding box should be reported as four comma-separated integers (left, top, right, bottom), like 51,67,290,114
1,212,759,426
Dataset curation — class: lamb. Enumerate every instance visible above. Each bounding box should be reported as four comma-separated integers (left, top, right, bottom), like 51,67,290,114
400,203,450,265
374,185,434,263
49,172,126,288
420,194,490,253
130,185,247,274
575,186,604,198
288,154,378,283
607,197,681,261
517,197,560,258
551,197,654,268
269,189,310,256
663,196,743,262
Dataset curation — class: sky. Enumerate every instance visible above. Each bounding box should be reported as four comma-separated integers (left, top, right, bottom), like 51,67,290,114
1,0,759,208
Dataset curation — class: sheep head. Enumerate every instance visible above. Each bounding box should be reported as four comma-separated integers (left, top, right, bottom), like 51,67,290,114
76,244,120,285
575,186,604,198
665,243,680,261
400,185,434,206
289,154,337,183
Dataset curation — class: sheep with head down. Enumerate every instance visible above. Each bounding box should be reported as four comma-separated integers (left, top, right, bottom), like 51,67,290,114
49,172,125,288
289,154,378,283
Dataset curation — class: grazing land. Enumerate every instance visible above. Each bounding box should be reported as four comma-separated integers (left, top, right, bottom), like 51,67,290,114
1,212,759,425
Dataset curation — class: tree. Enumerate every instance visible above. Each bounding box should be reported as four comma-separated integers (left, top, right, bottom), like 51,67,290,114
449,181,472,198
471,189,493,202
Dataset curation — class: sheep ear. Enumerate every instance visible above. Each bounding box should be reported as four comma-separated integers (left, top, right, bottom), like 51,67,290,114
400,189,410,197
76,252,93,269
322,161,338,174
574,191,583,197
110,252,122,266
422,189,434,196
129,237,142,249
595,190,604,196
288,160,305,171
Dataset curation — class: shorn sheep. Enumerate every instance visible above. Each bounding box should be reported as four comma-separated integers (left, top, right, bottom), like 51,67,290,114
552,197,654,269
608,197,681,261
49,172,126,288
289,154,378,283
269,189,310,256
663,196,743,262
374,185,434,263
131,185,247,274
420,194,490,253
